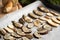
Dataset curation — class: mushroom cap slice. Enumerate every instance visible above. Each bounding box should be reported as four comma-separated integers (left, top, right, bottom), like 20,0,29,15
46,13,54,17
12,21,23,28
57,16,60,21
45,16,51,19
22,37,30,40
22,26,31,33
47,19,59,27
33,32,41,39
28,13,39,19
33,10,43,16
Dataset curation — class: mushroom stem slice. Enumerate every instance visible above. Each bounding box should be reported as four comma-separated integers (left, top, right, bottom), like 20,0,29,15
28,13,39,19
47,19,59,27
22,37,30,40
33,10,43,16
33,32,41,39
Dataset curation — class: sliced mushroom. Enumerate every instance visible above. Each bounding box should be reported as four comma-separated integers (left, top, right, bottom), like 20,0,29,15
33,32,41,39
4,33,15,40
11,32,21,38
33,19,41,27
33,10,43,16
38,6,49,13
38,29,48,35
43,24,52,31
22,26,31,33
22,37,30,40
27,23,34,29
44,16,51,19
28,13,39,19
22,15,33,23
51,17,60,24
46,13,54,17
47,19,59,27
12,21,23,28
57,16,60,21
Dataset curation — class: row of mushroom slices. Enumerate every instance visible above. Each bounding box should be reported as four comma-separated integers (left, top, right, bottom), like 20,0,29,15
0,6,60,40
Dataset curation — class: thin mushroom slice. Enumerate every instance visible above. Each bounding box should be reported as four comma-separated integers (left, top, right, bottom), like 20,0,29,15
44,16,51,19
22,26,31,33
33,32,41,39
38,6,49,13
4,33,15,40
33,10,43,16
57,16,60,21
28,13,39,19
22,15,33,23
51,17,60,24
46,13,54,17
47,19,59,27
22,37,30,40
12,21,23,28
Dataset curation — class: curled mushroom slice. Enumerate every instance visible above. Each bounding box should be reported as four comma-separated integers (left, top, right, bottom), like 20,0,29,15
22,26,31,33
38,6,49,13
12,21,23,28
11,32,21,38
47,19,59,27
27,23,34,29
44,16,51,19
46,13,54,17
28,13,39,19
51,17,60,24
33,10,43,16
33,32,41,39
22,37,30,40
57,16,60,21
43,24,52,31
4,33,15,40
22,15,33,23
33,19,41,27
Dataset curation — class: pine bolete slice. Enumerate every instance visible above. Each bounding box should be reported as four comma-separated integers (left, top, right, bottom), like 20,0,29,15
22,37,30,40
22,26,31,33
12,21,23,28
22,15,33,23
33,32,41,39
33,10,43,16
28,13,39,19
4,33,15,40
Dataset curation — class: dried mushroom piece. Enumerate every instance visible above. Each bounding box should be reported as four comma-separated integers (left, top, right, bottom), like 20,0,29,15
57,16,60,21
28,13,39,19
11,32,21,38
22,37,30,40
47,19,59,27
12,21,23,28
46,13,54,17
38,6,49,13
51,17,60,24
44,16,51,19
33,32,41,39
33,10,43,16
33,19,41,27
4,33,15,40
27,23,34,29
22,26,31,33
22,15,33,23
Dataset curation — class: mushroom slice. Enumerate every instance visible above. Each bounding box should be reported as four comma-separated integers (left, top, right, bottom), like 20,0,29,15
51,17,60,24
33,32,41,39
12,21,23,28
33,19,41,27
16,29,26,36
28,13,39,19
44,16,51,19
38,29,48,35
4,27,14,33
27,23,34,29
4,33,15,40
38,6,49,13
46,13,54,17
33,10,43,16
43,24,52,31
50,11,59,16
22,37,30,40
22,26,31,33
11,32,21,38
57,16,60,21
22,15,33,23
47,19,59,27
